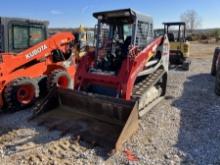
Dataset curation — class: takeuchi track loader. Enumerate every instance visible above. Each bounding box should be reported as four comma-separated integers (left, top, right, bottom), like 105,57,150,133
32,9,170,153
0,32,76,111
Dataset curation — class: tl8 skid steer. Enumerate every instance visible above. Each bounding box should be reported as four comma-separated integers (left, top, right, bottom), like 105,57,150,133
0,32,76,111
32,9,170,153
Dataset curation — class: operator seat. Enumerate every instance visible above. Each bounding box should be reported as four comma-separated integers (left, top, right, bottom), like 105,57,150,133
168,33,175,42
122,36,132,57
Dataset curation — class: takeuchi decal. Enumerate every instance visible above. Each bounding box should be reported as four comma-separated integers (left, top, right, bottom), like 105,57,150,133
25,44,48,59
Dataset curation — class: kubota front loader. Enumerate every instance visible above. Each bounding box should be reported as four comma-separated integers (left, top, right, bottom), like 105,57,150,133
32,9,170,154
0,32,76,111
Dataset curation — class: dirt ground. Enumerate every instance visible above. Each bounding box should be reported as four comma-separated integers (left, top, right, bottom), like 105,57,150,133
0,42,220,165
190,41,219,58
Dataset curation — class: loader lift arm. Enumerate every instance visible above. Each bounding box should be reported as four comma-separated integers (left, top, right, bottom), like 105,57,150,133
0,32,74,74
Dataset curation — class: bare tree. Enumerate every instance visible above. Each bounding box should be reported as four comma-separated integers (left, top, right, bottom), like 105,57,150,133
180,10,201,33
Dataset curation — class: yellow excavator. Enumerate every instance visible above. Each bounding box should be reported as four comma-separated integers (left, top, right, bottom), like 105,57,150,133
73,25,95,62
163,22,191,70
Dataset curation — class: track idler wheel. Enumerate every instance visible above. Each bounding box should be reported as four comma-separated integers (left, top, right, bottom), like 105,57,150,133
4,77,39,111
47,69,73,90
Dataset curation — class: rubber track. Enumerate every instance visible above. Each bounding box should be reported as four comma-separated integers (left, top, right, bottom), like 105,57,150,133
132,68,165,99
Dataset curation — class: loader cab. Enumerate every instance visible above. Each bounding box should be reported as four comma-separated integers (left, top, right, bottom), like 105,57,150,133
73,26,95,61
0,17,48,53
163,22,190,58
163,22,186,42
93,8,153,72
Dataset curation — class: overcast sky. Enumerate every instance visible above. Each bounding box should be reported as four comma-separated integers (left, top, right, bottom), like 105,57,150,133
0,0,219,29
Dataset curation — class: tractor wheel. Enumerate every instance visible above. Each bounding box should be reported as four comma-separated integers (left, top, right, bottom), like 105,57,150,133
211,47,220,76
47,69,73,90
4,77,39,111
215,66,220,96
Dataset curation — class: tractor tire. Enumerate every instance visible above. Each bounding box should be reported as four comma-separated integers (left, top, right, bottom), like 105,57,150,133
215,66,220,96
47,69,73,90
4,77,39,111
211,47,220,76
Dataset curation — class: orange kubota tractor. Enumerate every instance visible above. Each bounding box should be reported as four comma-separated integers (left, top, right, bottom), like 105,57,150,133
0,32,76,111
32,9,169,153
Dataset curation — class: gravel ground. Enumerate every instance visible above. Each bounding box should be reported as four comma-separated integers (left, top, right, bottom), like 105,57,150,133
0,49,220,164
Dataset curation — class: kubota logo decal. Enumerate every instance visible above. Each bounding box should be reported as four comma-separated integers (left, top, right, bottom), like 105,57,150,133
26,44,48,59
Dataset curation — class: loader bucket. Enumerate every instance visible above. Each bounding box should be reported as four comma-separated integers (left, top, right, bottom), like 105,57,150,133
31,88,138,152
